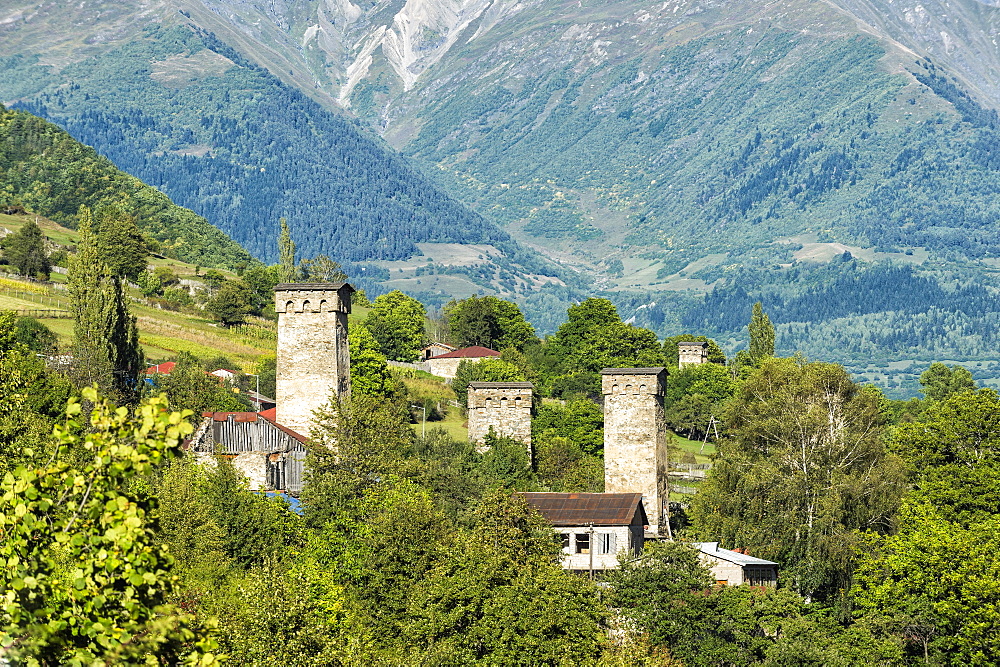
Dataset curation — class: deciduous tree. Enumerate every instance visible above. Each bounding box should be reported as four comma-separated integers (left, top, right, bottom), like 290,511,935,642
362,290,428,362
1,218,50,279
689,357,905,601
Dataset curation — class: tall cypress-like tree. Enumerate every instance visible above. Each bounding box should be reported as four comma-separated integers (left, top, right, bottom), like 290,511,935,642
68,206,143,401
277,218,298,283
748,301,775,363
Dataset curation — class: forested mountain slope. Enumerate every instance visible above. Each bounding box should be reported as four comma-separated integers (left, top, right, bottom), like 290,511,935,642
4,0,1000,394
0,104,251,270
0,19,559,303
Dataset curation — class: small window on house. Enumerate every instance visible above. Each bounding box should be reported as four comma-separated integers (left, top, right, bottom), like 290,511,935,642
319,299,328,312
745,566,776,587
560,533,570,550
285,300,294,312
575,533,590,554
595,532,617,555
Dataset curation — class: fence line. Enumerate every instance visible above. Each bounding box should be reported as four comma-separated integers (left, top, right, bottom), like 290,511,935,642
15,309,72,319
387,360,431,372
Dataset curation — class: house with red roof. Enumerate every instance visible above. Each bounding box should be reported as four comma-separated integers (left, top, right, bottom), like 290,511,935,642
426,345,501,380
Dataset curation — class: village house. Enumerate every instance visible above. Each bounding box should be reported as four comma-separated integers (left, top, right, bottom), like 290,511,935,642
426,345,501,380
187,410,307,494
420,342,456,360
520,492,648,572
693,542,779,586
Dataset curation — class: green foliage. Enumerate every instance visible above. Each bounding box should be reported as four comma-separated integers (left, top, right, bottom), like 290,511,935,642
444,294,538,351
68,207,143,401
689,357,905,601
205,280,255,327
664,363,737,439
1,217,50,279
919,362,977,402
363,290,428,362
748,301,775,365
532,397,604,456
277,218,298,283
348,324,398,398
0,387,219,664
887,388,1000,526
13,315,57,353
547,298,663,395
853,501,1000,665
91,203,149,281
534,436,604,492
301,392,415,528
0,105,251,269
404,489,606,665
478,430,539,491
298,254,347,283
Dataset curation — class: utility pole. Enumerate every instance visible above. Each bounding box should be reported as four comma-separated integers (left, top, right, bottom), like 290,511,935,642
588,522,595,580
410,403,427,438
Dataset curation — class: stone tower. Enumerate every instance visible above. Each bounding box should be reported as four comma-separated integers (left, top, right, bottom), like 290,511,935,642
467,381,534,454
601,367,668,534
274,282,353,438
678,341,709,368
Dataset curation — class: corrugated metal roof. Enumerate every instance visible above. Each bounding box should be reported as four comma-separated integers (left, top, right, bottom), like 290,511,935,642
693,542,778,566
468,381,534,389
200,411,307,443
430,346,501,359
519,492,647,526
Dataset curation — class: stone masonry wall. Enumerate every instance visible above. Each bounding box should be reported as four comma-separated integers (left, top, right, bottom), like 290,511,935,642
467,382,533,454
602,368,668,534
275,284,352,438
678,342,708,368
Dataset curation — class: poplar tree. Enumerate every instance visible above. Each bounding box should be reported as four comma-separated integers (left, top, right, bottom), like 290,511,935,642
68,206,143,401
748,301,775,363
278,217,298,282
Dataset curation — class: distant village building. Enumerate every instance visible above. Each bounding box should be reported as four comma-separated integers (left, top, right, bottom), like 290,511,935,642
426,345,500,380
467,381,533,453
187,410,307,494
693,542,778,586
208,368,238,381
274,282,353,438
520,492,647,571
678,341,709,368
601,367,669,535
420,342,456,360
144,361,177,375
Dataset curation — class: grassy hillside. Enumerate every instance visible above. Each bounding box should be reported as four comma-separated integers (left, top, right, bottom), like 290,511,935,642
0,105,252,270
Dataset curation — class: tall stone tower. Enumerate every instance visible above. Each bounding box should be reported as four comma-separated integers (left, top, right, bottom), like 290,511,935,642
678,341,709,368
467,381,534,455
274,283,353,438
602,367,668,534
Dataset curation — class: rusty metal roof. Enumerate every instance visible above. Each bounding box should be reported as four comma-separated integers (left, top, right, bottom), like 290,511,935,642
430,345,501,359
519,492,647,527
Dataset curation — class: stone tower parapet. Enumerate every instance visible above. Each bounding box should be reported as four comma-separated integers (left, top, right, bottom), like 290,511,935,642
467,381,534,454
678,341,709,368
274,282,353,438
601,367,668,534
